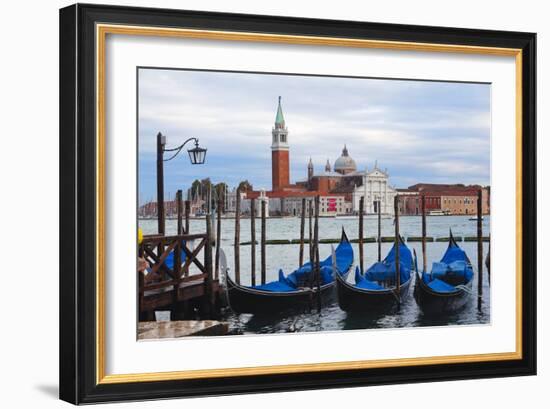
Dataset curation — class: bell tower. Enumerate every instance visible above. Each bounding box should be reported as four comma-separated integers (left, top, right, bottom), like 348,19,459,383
271,96,290,191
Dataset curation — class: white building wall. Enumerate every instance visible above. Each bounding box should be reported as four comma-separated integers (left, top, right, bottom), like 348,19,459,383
352,168,397,215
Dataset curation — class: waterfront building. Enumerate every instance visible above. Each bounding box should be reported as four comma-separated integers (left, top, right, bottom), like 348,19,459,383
396,184,490,216
226,188,270,215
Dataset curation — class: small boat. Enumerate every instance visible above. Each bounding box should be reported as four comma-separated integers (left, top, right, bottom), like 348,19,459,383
468,215,484,221
428,210,447,216
414,231,474,313
225,229,354,314
336,236,415,312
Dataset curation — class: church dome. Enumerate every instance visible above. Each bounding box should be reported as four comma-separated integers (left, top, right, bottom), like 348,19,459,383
334,145,357,174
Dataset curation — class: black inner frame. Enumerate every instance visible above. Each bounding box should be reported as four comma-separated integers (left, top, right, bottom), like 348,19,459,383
59,3,536,404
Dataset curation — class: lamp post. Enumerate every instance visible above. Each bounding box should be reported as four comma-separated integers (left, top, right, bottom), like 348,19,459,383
156,132,207,235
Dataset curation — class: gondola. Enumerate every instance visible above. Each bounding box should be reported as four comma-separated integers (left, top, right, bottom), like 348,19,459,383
336,236,415,312
414,231,474,313
225,229,353,314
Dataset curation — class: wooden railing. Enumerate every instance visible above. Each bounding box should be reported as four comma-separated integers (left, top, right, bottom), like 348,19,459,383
138,231,214,314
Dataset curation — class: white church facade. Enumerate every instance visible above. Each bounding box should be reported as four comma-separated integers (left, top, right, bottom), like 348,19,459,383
351,163,397,215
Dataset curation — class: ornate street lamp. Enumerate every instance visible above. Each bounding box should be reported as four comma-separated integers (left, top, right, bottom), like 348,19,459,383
157,132,207,235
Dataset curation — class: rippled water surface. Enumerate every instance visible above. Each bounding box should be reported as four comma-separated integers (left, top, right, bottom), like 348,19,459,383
139,215,491,333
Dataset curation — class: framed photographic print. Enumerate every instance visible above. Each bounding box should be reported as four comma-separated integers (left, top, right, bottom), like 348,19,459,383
59,3,536,404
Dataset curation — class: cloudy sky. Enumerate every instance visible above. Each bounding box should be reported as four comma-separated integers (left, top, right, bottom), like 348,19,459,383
138,68,490,204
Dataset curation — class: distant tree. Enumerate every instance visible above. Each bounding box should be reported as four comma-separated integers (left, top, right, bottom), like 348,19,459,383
214,182,228,200
190,179,202,201
237,180,253,192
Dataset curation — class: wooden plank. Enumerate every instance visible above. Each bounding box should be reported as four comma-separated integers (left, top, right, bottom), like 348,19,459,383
181,238,207,275
142,233,207,244
149,241,178,276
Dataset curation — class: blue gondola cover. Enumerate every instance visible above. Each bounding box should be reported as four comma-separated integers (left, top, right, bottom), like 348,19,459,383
357,240,413,288
421,238,474,293
250,237,353,292
163,248,187,270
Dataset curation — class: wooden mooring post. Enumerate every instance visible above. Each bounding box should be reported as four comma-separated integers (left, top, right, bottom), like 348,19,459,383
421,194,427,273
477,189,483,310
234,188,241,284
184,200,190,234
156,132,165,236
308,199,313,265
314,196,321,313
250,198,256,286
359,196,365,273
174,190,183,285
394,195,401,306
308,199,314,312
215,199,222,280
261,200,267,285
205,214,215,317
176,190,183,235
299,198,306,267
377,200,382,262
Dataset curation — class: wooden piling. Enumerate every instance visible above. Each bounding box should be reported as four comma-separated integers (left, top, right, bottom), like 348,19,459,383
477,189,483,310
205,214,215,317
176,190,183,236
314,196,321,312
377,200,382,262
184,200,190,234
421,194,427,273
250,198,257,286
175,190,183,294
156,132,165,236
394,195,401,305
234,188,241,284
299,198,306,267
308,199,314,293
359,196,364,273
308,199,313,264
261,200,267,285
215,199,222,280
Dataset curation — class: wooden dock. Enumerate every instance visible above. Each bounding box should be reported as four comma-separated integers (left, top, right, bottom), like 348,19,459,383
139,229,223,321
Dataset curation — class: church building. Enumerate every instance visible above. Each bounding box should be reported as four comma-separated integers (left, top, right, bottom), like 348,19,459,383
243,97,397,216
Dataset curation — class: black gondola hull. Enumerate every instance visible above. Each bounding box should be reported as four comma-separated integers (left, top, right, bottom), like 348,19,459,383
336,275,412,313
413,272,472,313
224,229,352,314
226,276,338,314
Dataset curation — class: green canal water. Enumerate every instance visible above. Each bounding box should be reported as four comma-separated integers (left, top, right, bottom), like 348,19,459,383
139,215,491,334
